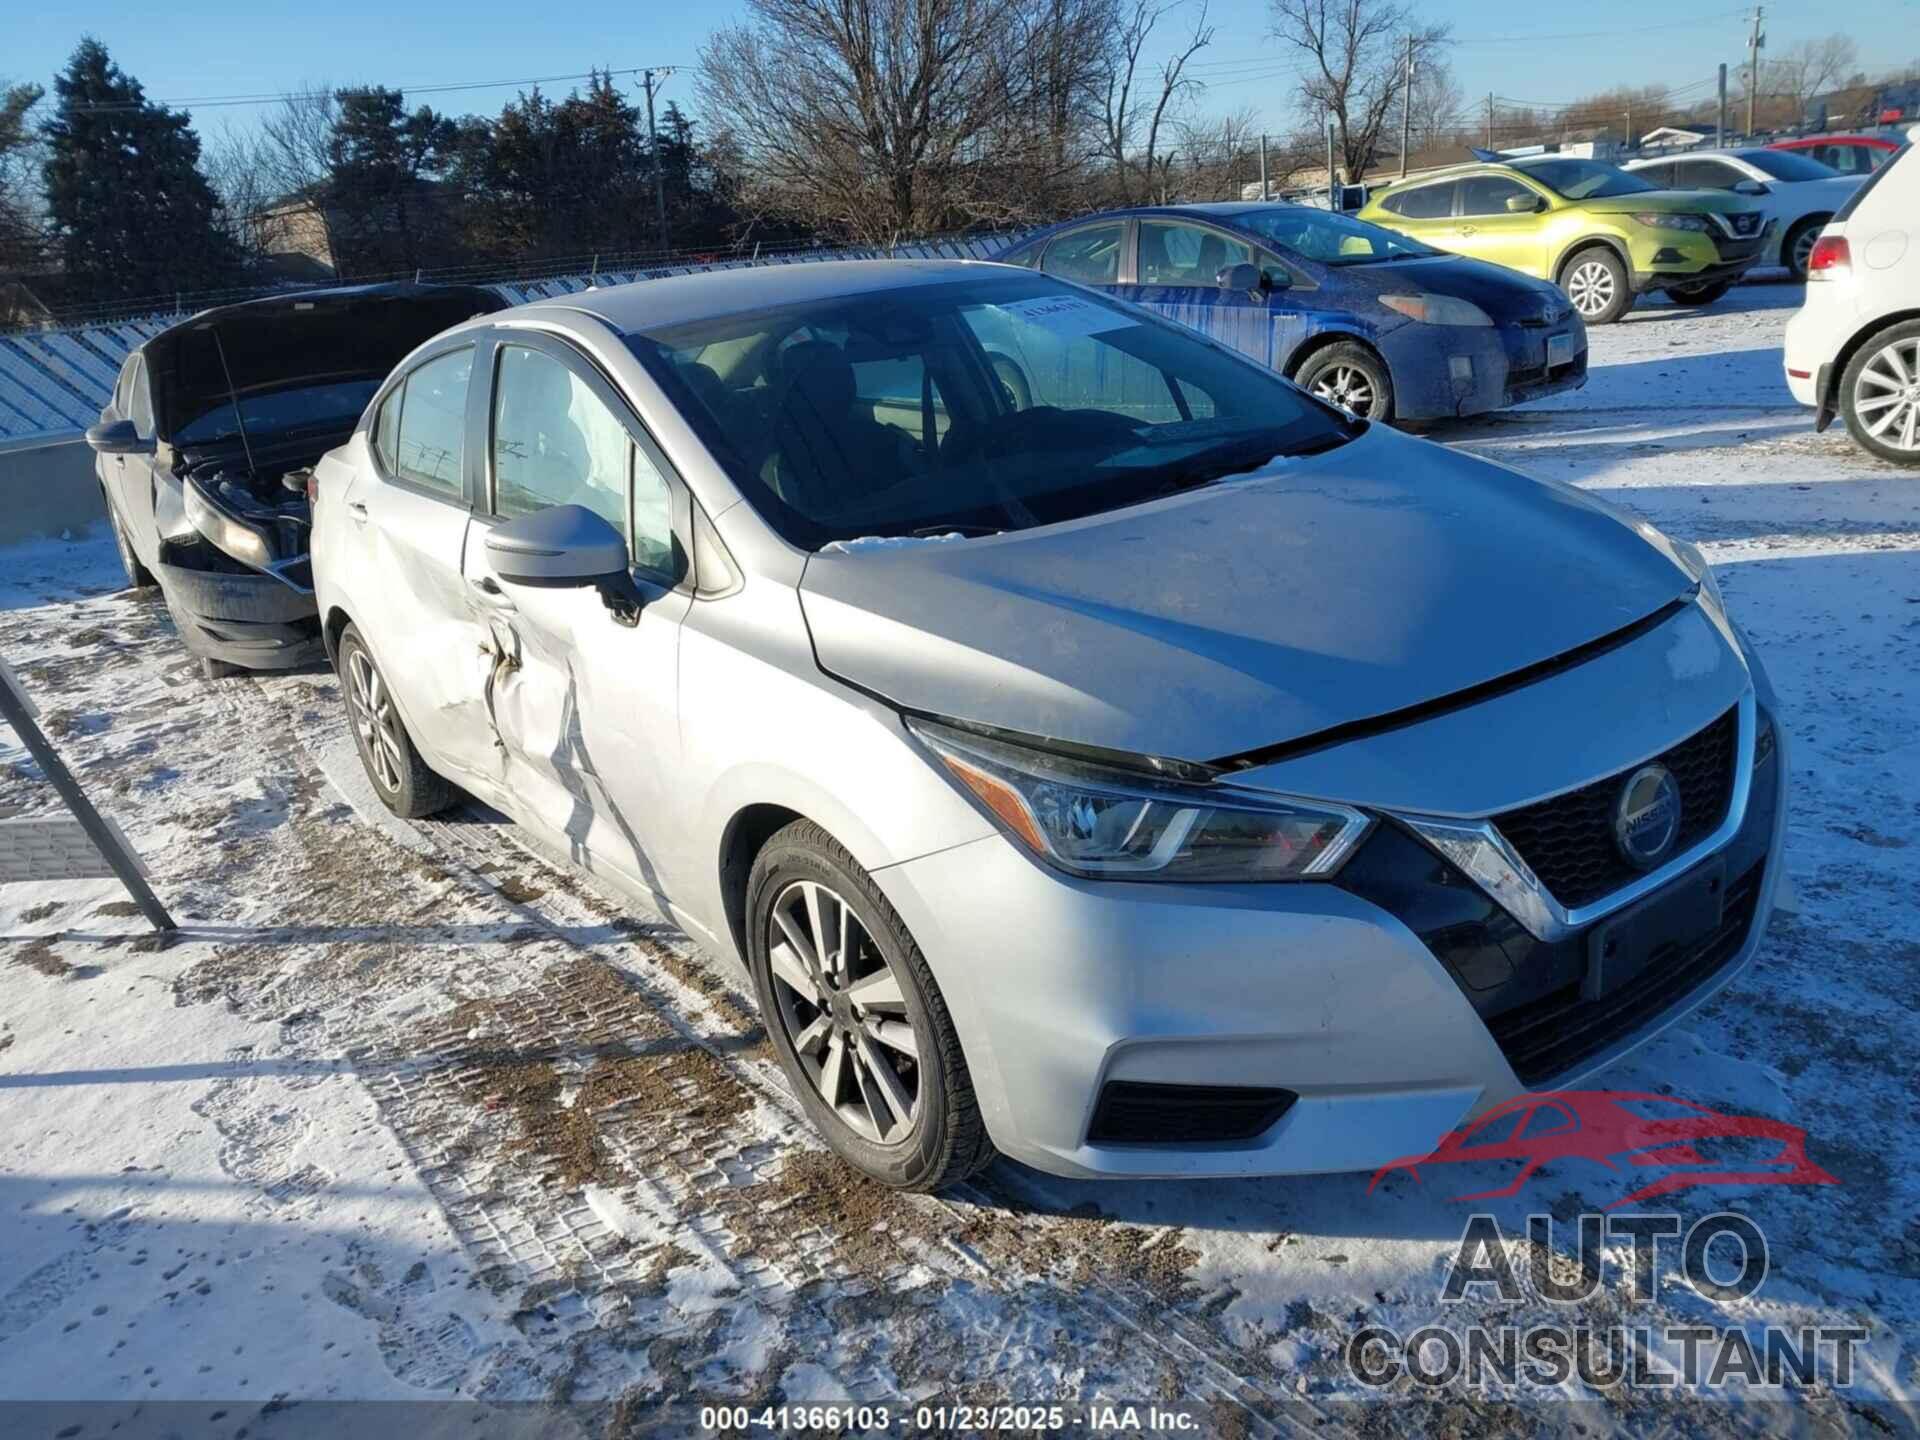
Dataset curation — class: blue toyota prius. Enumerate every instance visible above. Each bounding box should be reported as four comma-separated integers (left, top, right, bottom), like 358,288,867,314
996,203,1588,423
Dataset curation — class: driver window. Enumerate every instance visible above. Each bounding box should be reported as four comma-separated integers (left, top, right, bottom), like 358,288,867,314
128,361,155,439
492,345,631,547
1137,221,1254,285
1459,176,1533,216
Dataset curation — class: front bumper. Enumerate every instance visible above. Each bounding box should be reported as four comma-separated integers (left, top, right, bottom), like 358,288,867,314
1384,323,1588,421
880,650,1787,1181
1633,221,1772,293
155,535,324,670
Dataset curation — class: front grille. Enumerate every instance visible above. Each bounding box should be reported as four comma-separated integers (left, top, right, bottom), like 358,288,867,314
1488,859,1763,1085
1087,1082,1297,1146
1493,707,1739,909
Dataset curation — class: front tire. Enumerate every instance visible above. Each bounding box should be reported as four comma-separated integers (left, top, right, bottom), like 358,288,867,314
337,623,452,817
1667,278,1733,307
1839,319,1920,466
746,819,993,1191
1560,247,1633,325
1293,341,1393,422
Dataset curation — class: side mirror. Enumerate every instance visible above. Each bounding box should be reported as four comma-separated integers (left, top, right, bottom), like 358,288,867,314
1218,262,1275,297
85,418,154,456
483,505,645,622
1505,194,1543,213
1733,179,1770,196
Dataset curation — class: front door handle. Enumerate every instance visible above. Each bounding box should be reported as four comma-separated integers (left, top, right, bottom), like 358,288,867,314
469,574,517,610
345,500,369,521
1458,224,1477,236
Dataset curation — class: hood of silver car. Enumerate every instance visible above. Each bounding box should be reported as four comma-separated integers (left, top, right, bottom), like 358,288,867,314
798,425,1697,762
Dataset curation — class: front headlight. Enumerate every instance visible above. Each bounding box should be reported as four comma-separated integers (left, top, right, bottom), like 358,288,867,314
908,718,1371,881
1630,212,1712,233
183,482,272,569
1380,294,1493,327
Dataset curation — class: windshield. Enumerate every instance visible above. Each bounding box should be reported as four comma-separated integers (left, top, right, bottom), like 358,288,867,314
1740,148,1842,181
1232,206,1439,264
174,379,382,446
1511,158,1657,199
626,274,1354,549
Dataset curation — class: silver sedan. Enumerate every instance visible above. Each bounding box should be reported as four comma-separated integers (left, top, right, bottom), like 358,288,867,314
310,259,1787,1189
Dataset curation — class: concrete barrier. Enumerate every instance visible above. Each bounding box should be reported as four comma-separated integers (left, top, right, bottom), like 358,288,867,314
0,436,108,547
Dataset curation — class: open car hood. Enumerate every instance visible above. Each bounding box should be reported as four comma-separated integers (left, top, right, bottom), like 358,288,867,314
799,424,1700,764
144,282,505,442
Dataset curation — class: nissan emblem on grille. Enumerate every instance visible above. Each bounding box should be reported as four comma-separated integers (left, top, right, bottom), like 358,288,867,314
1614,764,1683,868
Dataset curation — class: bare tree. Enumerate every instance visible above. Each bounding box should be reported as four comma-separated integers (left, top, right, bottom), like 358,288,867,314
1099,0,1214,204
1404,59,1462,153
0,82,44,282
700,0,1066,241
1763,35,1860,122
202,120,281,263
1268,0,1448,182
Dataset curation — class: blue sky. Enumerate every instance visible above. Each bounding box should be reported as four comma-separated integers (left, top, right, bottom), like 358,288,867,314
7,0,1913,143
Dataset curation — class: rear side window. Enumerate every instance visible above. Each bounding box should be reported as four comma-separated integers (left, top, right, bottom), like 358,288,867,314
1382,182,1453,219
392,348,472,498
1043,223,1125,284
1833,146,1905,222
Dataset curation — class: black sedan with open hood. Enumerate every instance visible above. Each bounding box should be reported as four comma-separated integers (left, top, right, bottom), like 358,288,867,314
86,282,505,675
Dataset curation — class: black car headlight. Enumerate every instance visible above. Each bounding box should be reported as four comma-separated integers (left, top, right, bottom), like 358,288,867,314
908,718,1371,881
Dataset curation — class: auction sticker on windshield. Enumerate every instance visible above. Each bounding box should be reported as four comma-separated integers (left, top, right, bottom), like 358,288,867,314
996,294,1136,336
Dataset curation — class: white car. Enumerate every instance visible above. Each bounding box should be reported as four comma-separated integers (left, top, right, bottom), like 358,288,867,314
1783,144,1920,464
1623,148,1863,280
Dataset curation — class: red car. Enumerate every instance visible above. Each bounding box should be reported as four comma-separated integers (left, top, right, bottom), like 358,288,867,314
1368,1090,1839,1209
1770,134,1904,177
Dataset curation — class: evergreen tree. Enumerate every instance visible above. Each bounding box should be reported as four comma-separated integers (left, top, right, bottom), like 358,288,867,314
40,38,237,301
324,86,457,273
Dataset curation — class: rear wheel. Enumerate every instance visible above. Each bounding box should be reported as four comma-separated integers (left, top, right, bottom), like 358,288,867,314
1667,278,1733,307
1783,216,1828,283
337,622,452,817
746,819,993,1191
1293,341,1393,421
1839,319,1920,466
1560,247,1633,325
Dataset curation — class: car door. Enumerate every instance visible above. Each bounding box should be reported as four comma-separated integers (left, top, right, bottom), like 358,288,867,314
1451,175,1549,276
348,343,502,785
1375,178,1458,248
98,357,147,547
461,332,694,902
1122,218,1306,367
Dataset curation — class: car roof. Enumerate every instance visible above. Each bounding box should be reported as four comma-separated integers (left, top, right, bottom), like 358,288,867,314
1773,133,1898,148
511,258,1018,334
1627,148,1757,163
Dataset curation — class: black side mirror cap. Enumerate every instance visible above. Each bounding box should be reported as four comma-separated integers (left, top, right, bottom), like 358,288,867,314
85,419,154,456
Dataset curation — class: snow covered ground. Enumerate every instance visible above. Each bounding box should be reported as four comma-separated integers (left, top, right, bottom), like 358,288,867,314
1,279,1915,1436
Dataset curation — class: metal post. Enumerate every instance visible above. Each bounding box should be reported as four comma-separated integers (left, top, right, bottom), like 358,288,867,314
1625,102,1633,151
1325,115,1337,210
0,670,174,933
1485,93,1494,149
1259,134,1270,201
1745,6,1765,138
1718,64,1729,145
1399,33,1414,179
642,68,672,254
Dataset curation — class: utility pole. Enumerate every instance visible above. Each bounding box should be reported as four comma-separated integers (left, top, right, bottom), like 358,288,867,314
641,67,674,254
1399,33,1415,178
1744,6,1765,139
1624,101,1633,152
1325,114,1337,210
1717,63,1729,145
1259,134,1270,201
1485,93,1494,149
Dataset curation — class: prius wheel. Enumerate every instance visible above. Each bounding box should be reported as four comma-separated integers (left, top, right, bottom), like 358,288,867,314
747,820,993,1191
1840,320,1920,466
102,489,155,589
1295,342,1392,421
337,623,451,818
1561,247,1632,324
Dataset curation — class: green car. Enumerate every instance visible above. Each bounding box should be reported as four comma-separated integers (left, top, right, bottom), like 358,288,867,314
1356,155,1771,324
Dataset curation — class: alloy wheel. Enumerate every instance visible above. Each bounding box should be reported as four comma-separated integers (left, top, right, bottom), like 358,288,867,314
1792,226,1819,278
1566,260,1616,318
346,646,406,793
1311,364,1376,417
766,878,922,1143
1853,337,1920,453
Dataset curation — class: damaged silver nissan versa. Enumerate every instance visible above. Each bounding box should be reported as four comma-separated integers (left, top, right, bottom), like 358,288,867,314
87,283,505,675
312,260,1787,1191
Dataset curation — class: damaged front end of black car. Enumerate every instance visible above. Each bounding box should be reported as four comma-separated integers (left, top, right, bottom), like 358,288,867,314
87,282,506,676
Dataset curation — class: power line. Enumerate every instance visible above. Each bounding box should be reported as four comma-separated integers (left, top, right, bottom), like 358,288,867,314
56,65,693,114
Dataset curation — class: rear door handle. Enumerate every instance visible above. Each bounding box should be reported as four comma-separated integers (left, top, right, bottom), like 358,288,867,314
345,500,369,520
